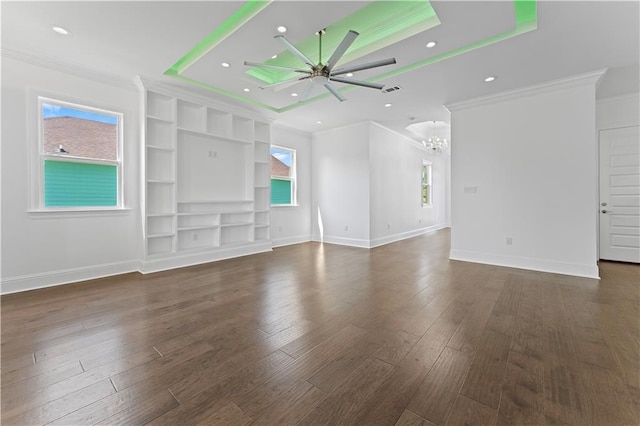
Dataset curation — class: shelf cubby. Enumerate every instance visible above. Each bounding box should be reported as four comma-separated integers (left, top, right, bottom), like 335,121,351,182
254,121,270,142
207,108,233,138
147,149,175,182
177,228,218,251
147,235,174,256
177,212,220,229
147,118,174,150
232,116,253,142
177,100,206,132
147,92,174,122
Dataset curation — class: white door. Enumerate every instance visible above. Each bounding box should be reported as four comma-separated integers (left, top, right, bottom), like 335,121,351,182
599,126,640,263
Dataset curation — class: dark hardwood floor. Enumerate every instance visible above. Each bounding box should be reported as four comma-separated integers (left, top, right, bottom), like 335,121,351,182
2,229,638,425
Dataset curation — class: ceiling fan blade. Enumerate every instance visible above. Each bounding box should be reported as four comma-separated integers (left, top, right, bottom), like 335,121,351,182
331,58,397,76
274,35,315,68
323,83,346,102
299,80,314,102
329,77,384,90
244,61,311,74
326,30,359,71
260,76,310,90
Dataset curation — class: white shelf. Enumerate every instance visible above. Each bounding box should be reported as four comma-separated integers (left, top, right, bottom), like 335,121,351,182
148,232,175,238
144,86,271,261
178,225,219,231
147,145,175,152
220,222,253,228
177,127,251,145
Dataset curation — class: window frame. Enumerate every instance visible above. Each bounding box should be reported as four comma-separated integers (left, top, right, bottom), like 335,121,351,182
270,144,297,207
422,160,433,207
34,95,125,212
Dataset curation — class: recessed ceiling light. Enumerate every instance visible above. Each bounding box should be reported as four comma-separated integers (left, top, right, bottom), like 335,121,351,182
221,62,230,68
316,121,323,124
277,26,287,33
243,88,250,92
384,103,392,107
426,41,436,48
484,76,496,82
291,93,298,97
52,26,70,35
346,73,354,77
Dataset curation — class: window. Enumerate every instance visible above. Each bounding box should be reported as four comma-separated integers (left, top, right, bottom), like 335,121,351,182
38,97,122,209
422,161,432,206
270,145,296,206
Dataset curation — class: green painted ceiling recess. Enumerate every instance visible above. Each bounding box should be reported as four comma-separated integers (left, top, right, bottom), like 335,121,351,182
166,0,537,113
247,1,440,85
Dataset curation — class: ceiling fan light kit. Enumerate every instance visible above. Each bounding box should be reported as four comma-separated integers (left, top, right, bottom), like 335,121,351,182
245,28,397,102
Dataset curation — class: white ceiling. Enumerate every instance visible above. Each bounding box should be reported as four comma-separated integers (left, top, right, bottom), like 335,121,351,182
2,1,638,141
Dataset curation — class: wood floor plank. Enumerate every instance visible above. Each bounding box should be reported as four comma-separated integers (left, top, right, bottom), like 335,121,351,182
407,346,472,425
2,230,637,425
459,328,512,409
444,394,497,426
3,378,116,425
497,350,544,425
297,357,395,425
395,409,437,426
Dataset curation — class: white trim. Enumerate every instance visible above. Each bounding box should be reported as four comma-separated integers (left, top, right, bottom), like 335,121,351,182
369,121,425,150
2,48,136,91
1,261,141,295
370,224,446,248
311,225,447,249
141,242,272,274
311,234,371,249
446,69,608,112
136,76,276,124
449,249,600,279
271,235,312,248
596,92,640,104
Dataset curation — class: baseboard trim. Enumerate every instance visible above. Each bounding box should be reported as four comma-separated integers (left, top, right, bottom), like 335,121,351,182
311,225,448,249
370,224,447,248
271,235,312,248
1,260,141,295
140,242,273,274
310,234,371,248
449,249,600,279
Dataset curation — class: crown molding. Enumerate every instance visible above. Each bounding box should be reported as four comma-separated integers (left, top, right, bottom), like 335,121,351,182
2,47,137,91
446,69,608,113
596,91,640,104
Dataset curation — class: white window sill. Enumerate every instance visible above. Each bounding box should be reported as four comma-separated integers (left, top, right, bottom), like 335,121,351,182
271,204,299,208
28,207,132,219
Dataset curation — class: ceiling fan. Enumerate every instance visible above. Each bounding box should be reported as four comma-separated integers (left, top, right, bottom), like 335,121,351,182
244,29,397,102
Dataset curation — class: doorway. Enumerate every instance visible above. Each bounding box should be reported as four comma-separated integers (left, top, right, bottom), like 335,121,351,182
599,125,640,262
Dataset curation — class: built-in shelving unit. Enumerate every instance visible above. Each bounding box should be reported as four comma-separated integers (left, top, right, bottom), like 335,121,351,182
141,80,272,272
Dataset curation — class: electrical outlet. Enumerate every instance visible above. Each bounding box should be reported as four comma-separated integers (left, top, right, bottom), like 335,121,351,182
193,234,198,241
278,226,282,233
418,219,422,224
345,225,349,231
506,237,513,246
208,151,217,158
387,223,390,229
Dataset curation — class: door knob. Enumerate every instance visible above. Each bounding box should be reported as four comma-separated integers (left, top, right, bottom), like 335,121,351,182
601,202,607,207
602,210,609,214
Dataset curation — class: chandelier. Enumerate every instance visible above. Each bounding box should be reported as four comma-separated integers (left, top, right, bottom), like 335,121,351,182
422,121,449,153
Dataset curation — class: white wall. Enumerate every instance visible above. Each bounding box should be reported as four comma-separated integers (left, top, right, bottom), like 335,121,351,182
1,56,141,293
312,122,371,247
369,123,448,247
597,93,640,130
311,121,449,248
448,71,604,278
270,125,312,247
